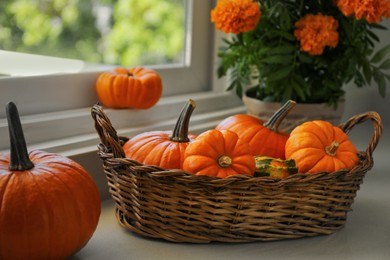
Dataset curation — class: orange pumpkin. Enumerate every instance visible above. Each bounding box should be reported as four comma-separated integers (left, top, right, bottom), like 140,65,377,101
285,120,359,173
216,100,296,159
183,129,255,178
96,67,162,109
0,102,101,259
123,99,196,169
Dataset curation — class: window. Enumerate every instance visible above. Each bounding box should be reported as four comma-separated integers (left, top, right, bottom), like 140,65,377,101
0,1,216,96
0,1,218,114
0,0,244,156
1,0,187,67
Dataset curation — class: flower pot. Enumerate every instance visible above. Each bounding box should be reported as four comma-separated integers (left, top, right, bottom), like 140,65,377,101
242,92,345,132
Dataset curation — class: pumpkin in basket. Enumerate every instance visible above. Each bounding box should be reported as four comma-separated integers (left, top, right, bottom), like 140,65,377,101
216,100,296,159
123,99,196,169
285,120,359,173
0,102,101,260
95,67,162,109
183,129,255,178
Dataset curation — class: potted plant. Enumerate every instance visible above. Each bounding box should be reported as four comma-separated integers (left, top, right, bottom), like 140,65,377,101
211,0,390,130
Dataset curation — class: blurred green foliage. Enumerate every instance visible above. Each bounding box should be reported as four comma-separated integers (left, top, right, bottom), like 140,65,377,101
0,0,185,66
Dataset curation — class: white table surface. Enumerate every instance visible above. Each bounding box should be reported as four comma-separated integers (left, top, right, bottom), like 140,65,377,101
72,125,389,260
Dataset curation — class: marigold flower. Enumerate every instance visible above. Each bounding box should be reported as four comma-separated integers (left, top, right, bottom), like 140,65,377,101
211,0,261,34
336,0,390,23
335,0,357,16
294,14,339,56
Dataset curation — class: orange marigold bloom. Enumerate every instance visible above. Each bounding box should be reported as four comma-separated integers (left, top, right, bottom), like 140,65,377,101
336,0,390,23
211,0,261,34
336,0,357,16
294,14,339,56
386,1,390,17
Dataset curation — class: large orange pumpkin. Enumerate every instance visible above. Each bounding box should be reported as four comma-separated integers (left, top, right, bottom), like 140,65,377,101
285,120,359,173
0,102,101,260
183,129,255,178
216,100,296,159
123,99,196,169
96,67,163,109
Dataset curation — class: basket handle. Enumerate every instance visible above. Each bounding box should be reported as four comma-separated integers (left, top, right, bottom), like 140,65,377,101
91,103,126,159
339,111,383,161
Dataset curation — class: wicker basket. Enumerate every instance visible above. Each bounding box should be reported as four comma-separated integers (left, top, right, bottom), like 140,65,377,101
91,104,383,243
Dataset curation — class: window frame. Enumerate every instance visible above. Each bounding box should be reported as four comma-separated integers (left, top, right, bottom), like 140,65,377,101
0,1,218,116
0,0,243,156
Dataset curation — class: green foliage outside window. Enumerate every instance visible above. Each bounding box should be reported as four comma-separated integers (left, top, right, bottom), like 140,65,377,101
0,0,185,66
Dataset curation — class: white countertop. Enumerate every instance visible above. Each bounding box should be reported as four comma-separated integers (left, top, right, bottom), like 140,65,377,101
71,126,390,260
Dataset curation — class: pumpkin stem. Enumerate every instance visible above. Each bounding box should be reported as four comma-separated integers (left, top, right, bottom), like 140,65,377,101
5,102,34,171
170,99,196,142
325,141,339,156
264,100,296,132
218,155,232,168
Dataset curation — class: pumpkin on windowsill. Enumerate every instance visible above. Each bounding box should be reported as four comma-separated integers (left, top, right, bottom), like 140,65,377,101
95,67,163,109
0,102,101,260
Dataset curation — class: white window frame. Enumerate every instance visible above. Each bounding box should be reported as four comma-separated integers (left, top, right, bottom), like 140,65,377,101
0,1,220,115
0,0,244,157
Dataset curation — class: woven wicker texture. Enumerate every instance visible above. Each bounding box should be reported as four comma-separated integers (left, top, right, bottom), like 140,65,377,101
91,104,383,243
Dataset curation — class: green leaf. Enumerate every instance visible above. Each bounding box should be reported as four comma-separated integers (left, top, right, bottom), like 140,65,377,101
291,80,306,101
361,58,372,84
274,31,296,41
371,44,390,64
261,55,293,64
367,30,380,42
267,66,291,82
354,70,366,87
217,65,227,78
282,84,293,102
298,53,314,64
370,23,387,30
379,59,390,70
366,37,375,49
267,45,295,55
294,75,310,97
235,84,244,99
222,38,232,45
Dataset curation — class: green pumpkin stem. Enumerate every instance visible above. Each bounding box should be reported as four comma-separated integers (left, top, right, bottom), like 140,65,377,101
6,102,34,171
170,99,196,142
264,100,296,133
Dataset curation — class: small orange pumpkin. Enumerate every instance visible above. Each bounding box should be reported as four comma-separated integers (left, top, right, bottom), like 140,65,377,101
285,120,359,173
216,100,296,159
96,67,163,109
123,99,196,169
183,129,255,178
0,102,101,259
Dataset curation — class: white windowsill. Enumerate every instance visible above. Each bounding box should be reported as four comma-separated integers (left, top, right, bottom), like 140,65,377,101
0,91,244,157
0,50,89,77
